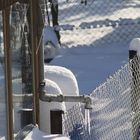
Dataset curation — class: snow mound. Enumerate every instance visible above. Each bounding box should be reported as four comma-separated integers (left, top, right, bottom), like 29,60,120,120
24,127,70,140
44,65,79,110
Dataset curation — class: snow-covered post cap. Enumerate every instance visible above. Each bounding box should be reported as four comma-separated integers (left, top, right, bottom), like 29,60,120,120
129,38,140,58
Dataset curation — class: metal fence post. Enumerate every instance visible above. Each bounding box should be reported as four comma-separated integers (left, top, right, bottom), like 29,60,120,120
129,39,140,140
129,50,139,112
3,7,13,140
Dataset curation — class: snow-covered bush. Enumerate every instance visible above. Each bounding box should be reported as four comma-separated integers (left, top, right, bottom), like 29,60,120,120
44,65,79,110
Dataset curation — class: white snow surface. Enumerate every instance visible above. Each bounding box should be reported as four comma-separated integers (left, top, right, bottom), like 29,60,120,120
44,65,79,109
24,127,70,140
50,43,128,94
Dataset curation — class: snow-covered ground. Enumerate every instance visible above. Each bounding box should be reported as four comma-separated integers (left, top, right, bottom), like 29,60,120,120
49,0,140,94
50,42,128,94
24,127,70,140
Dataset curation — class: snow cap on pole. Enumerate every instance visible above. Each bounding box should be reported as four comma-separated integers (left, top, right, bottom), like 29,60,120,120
129,38,140,57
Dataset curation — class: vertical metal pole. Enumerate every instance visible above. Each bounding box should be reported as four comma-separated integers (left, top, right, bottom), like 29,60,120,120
129,50,140,140
36,0,44,127
3,7,13,140
38,0,45,85
30,0,41,125
129,50,139,112
48,0,61,44
30,0,38,125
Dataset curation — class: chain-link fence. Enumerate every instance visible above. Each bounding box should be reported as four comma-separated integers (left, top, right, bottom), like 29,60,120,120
40,0,140,47
62,104,94,140
40,1,140,139
62,55,140,140
54,0,140,47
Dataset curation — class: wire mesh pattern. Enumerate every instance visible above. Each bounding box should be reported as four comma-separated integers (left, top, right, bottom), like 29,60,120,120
53,1,140,139
40,0,140,47
62,104,93,140
57,0,140,47
63,56,140,140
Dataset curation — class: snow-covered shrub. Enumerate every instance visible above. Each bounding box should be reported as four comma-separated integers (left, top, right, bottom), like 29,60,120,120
44,65,79,110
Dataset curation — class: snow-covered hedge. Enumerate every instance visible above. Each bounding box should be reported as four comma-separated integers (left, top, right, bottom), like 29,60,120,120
44,65,79,110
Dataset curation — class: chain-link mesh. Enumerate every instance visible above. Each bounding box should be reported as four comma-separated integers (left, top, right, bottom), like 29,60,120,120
90,56,140,140
62,104,93,140
39,0,140,139
57,0,140,47
62,56,140,140
40,0,140,47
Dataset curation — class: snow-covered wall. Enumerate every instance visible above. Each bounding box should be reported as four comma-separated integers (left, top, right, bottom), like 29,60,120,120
44,65,79,110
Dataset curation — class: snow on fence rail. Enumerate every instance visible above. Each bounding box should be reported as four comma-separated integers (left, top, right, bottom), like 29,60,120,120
63,56,140,140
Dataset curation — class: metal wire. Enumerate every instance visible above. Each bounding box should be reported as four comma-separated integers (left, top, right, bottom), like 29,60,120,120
39,0,140,47
38,0,140,139
62,56,140,140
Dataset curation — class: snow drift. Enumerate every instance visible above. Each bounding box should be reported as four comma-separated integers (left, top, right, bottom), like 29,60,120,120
24,127,70,140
